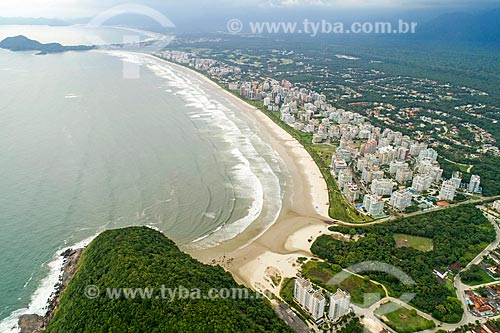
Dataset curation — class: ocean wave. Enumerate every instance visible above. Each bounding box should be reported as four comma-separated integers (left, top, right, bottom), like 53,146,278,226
0,235,98,333
136,53,283,248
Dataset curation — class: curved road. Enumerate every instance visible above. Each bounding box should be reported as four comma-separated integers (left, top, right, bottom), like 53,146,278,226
351,207,500,333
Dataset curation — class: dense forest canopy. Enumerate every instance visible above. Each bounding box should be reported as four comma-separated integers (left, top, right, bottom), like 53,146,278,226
46,227,290,333
311,205,495,323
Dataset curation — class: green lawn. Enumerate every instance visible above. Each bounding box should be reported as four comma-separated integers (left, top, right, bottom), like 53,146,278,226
393,233,434,252
374,302,436,333
310,144,337,167
301,261,386,307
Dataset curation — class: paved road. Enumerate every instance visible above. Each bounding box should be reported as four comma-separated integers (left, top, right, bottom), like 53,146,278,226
352,208,500,333
329,195,500,228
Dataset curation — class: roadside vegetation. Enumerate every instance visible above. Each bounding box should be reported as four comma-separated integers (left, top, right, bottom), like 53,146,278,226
311,205,495,323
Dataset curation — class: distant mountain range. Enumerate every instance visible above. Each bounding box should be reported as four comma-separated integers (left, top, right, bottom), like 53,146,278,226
414,8,500,43
0,17,69,26
0,35,95,54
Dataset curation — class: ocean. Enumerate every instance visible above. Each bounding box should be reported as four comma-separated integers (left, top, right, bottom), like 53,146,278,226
0,27,286,331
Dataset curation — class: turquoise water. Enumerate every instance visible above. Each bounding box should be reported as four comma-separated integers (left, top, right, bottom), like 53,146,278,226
0,46,285,330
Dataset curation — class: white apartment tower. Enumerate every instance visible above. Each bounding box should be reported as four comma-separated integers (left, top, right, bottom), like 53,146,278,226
309,291,326,320
294,277,312,308
329,289,351,321
468,175,481,193
371,179,394,196
390,189,413,211
363,194,385,216
439,179,457,201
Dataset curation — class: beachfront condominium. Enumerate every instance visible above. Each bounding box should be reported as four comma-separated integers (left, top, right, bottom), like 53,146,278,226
328,289,351,321
309,291,326,320
293,277,326,320
294,277,313,309
468,175,481,193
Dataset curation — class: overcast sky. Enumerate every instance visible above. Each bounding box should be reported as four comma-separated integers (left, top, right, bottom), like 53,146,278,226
0,0,497,18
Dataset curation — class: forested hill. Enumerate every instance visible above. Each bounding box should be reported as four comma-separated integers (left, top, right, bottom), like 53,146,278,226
45,227,290,332
0,35,94,54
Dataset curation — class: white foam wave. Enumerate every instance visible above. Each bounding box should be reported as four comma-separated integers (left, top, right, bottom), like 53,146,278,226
102,52,284,248
0,235,97,333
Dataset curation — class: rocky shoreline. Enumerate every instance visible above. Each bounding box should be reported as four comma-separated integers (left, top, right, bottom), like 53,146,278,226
18,248,84,333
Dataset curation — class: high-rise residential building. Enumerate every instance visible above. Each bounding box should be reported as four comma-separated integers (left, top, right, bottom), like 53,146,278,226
397,147,410,161
331,157,348,177
389,160,409,175
337,170,353,190
450,171,462,189
371,179,394,196
293,278,326,320
418,148,438,162
417,158,443,182
493,200,500,212
360,139,377,156
378,145,396,165
409,142,428,156
309,291,326,320
343,183,360,203
390,189,413,211
294,277,312,309
328,289,351,321
468,175,481,193
439,179,457,201
411,174,433,193
396,167,413,185
363,194,384,216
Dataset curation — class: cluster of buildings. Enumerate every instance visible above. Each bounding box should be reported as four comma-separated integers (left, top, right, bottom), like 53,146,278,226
226,77,485,217
476,247,500,281
294,277,351,322
154,50,242,79
457,322,500,333
465,285,500,317
154,51,486,219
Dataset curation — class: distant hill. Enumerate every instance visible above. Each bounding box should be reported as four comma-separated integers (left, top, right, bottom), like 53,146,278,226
415,8,500,43
0,17,69,26
0,35,94,54
44,227,291,332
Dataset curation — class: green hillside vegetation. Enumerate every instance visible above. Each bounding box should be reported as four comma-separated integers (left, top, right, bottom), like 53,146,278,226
311,205,495,323
46,227,291,333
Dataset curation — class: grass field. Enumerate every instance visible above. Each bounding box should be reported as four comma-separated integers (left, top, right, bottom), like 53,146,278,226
374,302,436,333
301,261,386,307
394,233,434,252
310,144,337,166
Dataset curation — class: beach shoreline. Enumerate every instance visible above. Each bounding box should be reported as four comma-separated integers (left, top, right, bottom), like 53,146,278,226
147,54,334,292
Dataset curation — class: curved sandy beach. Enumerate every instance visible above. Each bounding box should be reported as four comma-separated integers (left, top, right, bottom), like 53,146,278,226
146,55,335,293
